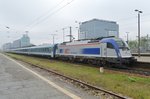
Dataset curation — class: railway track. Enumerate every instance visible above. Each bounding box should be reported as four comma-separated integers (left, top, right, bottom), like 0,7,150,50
9,53,150,76
130,62,150,76
62,60,150,76
12,57,129,99
127,68,150,76
105,66,150,76
91,61,150,76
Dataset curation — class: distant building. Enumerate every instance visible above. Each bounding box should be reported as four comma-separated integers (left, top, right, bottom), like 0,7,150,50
13,39,21,48
2,43,12,51
79,19,119,40
20,34,30,47
12,34,31,48
2,34,31,50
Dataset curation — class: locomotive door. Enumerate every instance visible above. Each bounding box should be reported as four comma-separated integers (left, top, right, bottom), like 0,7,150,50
101,43,107,58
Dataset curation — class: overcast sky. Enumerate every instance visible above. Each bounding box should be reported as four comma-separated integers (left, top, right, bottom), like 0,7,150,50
0,0,150,47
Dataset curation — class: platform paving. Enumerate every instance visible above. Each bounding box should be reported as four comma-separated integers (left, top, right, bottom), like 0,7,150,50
0,54,78,99
135,56,150,63
0,53,100,99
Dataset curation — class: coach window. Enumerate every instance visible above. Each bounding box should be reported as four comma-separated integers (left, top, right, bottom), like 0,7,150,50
49,48,51,52
46,48,48,52
107,43,114,49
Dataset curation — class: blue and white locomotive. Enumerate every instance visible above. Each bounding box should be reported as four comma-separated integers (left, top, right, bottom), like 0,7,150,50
8,37,136,65
56,37,134,64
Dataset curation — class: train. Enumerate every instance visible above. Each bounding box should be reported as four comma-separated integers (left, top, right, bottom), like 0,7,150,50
7,37,136,66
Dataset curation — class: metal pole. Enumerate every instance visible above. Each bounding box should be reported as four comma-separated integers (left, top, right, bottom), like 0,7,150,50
78,28,80,40
51,34,56,45
25,31,29,35
147,34,149,51
69,27,72,42
126,32,129,44
75,21,81,40
138,13,141,57
135,9,142,57
63,28,65,42
78,23,81,40
85,32,86,40
52,34,55,45
6,27,10,43
127,33,128,44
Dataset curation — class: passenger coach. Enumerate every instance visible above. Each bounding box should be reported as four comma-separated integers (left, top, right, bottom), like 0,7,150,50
9,44,56,58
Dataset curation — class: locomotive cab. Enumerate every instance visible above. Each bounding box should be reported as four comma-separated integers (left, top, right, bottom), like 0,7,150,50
101,38,134,64
115,39,136,64
115,39,131,58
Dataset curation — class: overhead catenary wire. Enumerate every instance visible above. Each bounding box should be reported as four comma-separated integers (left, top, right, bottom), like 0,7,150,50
23,0,74,31
25,0,75,31
117,12,150,22
117,12,150,29
119,17,150,30
24,0,66,28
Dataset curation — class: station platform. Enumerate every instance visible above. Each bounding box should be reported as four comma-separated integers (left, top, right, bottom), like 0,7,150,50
0,53,98,99
135,56,150,63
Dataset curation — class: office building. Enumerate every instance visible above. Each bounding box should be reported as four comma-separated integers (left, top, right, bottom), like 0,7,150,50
79,19,119,40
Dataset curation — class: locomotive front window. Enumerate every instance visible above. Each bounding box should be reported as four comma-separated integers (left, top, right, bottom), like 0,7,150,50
115,39,130,50
116,40,125,47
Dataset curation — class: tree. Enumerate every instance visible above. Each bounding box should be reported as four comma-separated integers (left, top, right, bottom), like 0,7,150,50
128,40,138,51
128,36,149,53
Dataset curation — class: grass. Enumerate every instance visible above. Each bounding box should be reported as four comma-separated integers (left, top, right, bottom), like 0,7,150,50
6,53,150,99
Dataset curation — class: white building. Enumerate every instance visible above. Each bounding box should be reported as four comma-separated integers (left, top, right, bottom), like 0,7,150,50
79,19,119,40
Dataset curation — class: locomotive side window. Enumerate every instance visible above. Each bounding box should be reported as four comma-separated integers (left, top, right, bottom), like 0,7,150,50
107,43,114,49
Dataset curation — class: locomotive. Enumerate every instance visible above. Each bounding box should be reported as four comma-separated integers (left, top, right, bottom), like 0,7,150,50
8,37,136,65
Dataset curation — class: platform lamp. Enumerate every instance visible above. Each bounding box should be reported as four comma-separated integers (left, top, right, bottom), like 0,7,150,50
135,9,142,57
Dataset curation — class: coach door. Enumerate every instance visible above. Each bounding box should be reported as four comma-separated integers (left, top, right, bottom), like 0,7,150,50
52,44,57,58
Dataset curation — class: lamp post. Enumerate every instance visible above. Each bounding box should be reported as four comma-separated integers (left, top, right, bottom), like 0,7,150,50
75,21,82,40
62,28,65,42
69,26,72,42
135,9,142,57
25,31,29,35
51,34,57,45
6,26,10,42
